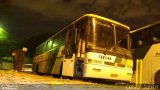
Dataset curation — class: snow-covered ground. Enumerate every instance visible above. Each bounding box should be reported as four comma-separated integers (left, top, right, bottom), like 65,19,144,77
0,69,126,90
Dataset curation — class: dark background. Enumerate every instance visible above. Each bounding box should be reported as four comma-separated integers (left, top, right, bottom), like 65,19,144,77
0,0,160,42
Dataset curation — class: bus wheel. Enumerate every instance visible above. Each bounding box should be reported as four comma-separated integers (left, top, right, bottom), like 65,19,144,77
59,64,63,78
154,70,160,84
53,74,61,78
53,64,63,78
35,65,43,75
35,65,39,74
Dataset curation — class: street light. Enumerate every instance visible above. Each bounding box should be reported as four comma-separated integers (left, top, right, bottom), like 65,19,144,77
0,26,17,57
0,26,7,40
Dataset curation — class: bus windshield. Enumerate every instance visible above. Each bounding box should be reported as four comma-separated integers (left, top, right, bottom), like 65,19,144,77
116,26,128,49
87,18,129,52
88,18,114,50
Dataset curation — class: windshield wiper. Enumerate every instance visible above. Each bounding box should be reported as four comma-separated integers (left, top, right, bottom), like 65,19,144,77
109,40,122,52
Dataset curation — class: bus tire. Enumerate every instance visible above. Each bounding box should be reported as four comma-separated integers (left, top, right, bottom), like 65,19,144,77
53,64,63,78
35,65,43,75
59,64,63,78
154,70,160,84
35,65,39,74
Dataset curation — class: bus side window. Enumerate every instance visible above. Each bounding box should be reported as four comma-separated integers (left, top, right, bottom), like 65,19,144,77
42,43,47,52
46,39,53,50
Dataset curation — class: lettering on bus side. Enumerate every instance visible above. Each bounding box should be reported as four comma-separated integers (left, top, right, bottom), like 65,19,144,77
98,55,111,60
35,54,44,62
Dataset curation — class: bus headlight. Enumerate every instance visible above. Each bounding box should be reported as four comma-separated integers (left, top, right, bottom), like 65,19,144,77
127,73,132,76
88,59,92,64
93,60,102,64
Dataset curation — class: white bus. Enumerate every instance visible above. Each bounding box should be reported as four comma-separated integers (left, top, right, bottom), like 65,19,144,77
130,21,160,84
33,14,133,82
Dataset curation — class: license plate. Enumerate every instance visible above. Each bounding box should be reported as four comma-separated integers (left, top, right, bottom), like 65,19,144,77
93,68,101,72
110,74,118,77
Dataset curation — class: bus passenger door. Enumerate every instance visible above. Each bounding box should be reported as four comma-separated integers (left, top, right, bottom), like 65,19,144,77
62,29,76,77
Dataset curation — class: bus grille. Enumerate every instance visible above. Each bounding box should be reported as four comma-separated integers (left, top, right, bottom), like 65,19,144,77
93,60,103,64
117,63,125,67
104,62,115,66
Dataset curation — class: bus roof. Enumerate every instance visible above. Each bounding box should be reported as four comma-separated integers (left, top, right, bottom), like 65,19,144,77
130,21,160,34
74,14,130,29
54,14,130,38
37,14,130,48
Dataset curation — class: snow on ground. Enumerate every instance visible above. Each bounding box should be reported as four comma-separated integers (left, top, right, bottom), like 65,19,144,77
0,69,94,84
0,69,126,90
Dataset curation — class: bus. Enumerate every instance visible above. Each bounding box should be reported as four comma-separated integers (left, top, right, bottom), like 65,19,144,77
32,14,133,82
130,21,160,84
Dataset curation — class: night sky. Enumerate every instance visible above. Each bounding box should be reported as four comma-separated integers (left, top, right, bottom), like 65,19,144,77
0,0,160,42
